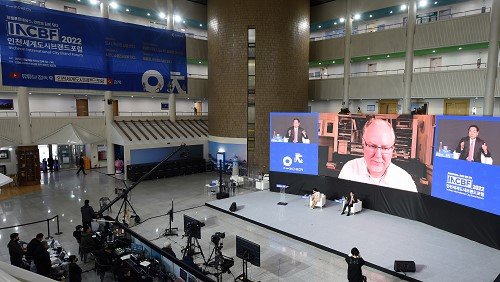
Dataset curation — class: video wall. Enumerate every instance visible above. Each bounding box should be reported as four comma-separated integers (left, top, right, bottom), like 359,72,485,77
270,112,500,216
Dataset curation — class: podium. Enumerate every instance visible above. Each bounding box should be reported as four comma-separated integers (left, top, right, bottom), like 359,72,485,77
276,184,288,205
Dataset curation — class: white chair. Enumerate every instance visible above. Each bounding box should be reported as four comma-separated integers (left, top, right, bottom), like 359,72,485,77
342,200,363,214
309,193,326,208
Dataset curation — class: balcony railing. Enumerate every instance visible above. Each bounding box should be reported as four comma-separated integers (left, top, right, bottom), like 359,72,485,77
310,7,491,41
309,63,486,79
30,111,104,117
0,111,18,117
185,32,207,40
119,111,208,116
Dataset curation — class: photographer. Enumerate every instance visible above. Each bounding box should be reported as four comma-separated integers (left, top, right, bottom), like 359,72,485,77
345,247,366,282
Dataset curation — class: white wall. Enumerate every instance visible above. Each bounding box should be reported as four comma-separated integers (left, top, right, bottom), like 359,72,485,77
309,100,343,113
187,64,208,76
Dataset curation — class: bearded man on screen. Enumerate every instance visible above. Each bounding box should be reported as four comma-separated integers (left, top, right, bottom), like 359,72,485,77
338,118,417,192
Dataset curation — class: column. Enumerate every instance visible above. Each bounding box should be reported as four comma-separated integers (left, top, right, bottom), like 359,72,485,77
17,87,32,145
105,91,115,174
402,0,417,114
167,0,176,122
342,0,352,109
483,0,500,116
100,0,109,18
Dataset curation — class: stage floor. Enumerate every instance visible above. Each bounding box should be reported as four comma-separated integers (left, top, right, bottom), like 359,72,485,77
206,191,500,282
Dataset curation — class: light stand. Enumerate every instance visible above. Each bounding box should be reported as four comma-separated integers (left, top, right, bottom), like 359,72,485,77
235,253,252,282
96,144,188,221
163,200,178,237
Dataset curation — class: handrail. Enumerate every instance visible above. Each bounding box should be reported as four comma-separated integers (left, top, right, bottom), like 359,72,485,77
309,63,487,79
414,62,486,72
0,214,63,239
30,111,104,117
0,111,18,117
119,111,208,116
310,7,491,41
185,32,207,40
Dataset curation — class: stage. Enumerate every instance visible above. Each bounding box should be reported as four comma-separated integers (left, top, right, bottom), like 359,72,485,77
206,191,500,282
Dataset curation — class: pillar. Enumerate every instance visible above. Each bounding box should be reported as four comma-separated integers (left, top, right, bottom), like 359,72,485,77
208,0,309,170
483,0,500,116
402,0,417,114
104,91,115,174
167,0,176,122
100,0,109,18
342,0,352,109
17,87,31,145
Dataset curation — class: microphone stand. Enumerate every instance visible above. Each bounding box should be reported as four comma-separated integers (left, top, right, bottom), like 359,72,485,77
96,143,188,224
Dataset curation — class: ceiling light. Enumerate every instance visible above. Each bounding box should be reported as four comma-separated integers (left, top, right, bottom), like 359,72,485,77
109,1,118,9
386,55,390,58
390,10,393,14
131,96,133,98
319,62,322,65
339,17,345,23
332,61,335,63
353,14,361,20
367,57,370,60
89,0,99,5
434,1,438,4
419,0,428,7
458,47,462,50
369,15,373,18
198,61,202,64
147,13,151,16
181,28,185,31
334,22,337,25
432,50,436,53
199,24,202,27
29,92,32,95
174,14,182,22
183,20,186,23
318,25,322,28
158,12,166,19
401,4,407,11
126,8,129,12
58,93,61,96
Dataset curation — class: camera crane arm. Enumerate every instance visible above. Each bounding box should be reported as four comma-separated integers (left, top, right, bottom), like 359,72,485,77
96,143,188,218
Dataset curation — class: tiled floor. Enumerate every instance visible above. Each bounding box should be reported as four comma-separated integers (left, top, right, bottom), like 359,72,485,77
0,169,402,281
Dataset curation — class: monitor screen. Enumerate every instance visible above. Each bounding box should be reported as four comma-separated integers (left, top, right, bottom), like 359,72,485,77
236,236,260,267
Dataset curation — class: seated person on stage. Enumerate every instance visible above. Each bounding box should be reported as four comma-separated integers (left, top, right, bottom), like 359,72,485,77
310,188,321,209
341,192,357,216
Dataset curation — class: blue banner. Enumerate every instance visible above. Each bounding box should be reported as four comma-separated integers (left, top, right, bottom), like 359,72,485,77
0,1,187,93
270,112,318,175
432,116,500,215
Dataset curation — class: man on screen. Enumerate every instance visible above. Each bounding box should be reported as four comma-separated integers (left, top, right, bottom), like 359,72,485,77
338,118,417,192
285,118,309,143
455,125,491,162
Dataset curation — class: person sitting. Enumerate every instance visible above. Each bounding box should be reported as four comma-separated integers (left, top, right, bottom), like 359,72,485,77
26,233,44,258
68,255,82,282
161,241,176,259
341,191,357,216
73,225,83,244
310,188,321,209
7,233,26,268
183,249,201,272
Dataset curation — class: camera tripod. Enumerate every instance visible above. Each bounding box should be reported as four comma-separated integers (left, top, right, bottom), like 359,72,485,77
205,242,233,282
182,235,206,263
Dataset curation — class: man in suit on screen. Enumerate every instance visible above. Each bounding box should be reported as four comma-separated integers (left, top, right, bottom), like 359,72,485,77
455,125,491,162
285,118,309,143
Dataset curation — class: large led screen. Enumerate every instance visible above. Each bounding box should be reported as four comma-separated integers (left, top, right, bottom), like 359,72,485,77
432,116,500,215
317,113,434,194
270,113,318,175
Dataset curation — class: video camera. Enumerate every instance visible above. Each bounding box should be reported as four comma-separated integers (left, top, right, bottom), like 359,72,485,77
211,232,225,246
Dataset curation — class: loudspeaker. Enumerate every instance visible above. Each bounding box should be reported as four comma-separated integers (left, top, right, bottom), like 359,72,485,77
394,260,416,273
229,202,237,212
216,192,229,199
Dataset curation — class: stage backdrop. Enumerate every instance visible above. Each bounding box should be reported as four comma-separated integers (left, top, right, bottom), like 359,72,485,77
0,0,187,93
269,113,500,249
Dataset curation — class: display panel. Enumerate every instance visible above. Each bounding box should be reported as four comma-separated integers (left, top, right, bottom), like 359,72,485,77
270,113,318,175
432,116,500,215
317,113,434,194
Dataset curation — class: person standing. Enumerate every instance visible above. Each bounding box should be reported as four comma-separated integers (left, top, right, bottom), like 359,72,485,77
81,200,95,229
47,156,54,172
76,153,87,175
26,233,44,258
345,247,366,282
7,233,26,268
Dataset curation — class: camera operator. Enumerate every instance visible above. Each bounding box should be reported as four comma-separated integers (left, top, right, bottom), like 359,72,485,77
345,247,366,282
161,241,176,259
